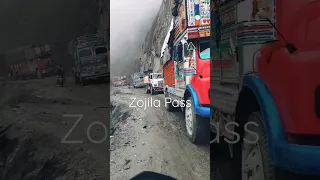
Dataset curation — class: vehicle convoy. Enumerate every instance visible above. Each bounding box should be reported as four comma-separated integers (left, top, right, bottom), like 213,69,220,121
111,76,127,87
72,33,109,86
132,72,145,88
6,45,57,80
210,0,320,178
163,0,210,144
144,73,164,95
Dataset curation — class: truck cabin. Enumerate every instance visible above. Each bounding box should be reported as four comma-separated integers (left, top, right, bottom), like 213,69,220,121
78,47,93,58
77,44,107,58
150,73,163,79
134,73,144,80
175,38,210,73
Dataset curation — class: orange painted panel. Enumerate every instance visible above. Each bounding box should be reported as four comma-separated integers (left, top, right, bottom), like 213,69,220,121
163,60,174,87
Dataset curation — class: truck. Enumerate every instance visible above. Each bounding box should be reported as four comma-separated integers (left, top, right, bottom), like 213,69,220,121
72,33,109,86
163,0,211,144
32,44,57,78
6,45,57,80
210,0,320,178
111,76,127,87
132,72,145,88
144,73,164,95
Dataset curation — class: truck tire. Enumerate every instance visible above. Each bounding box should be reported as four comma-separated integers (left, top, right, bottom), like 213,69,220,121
80,78,87,86
236,112,276,180
145,84,150,94
164,92,174,112
74,74,80,84
151,86,155,95
36,69,42,79
185,97,209,144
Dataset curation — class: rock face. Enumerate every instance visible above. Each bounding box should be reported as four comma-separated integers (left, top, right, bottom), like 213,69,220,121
138,0,174,73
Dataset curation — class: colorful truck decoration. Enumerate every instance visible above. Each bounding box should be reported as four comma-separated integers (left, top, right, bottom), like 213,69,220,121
163,0,211,144
210,0,320,178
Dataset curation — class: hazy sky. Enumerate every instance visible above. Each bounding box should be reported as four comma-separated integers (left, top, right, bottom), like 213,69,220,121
110,0,162,76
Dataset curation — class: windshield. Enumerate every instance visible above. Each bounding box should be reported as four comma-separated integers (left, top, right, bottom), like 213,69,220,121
153,74,162,78
199,41,210,59
79,48,92,57
95,46,107,54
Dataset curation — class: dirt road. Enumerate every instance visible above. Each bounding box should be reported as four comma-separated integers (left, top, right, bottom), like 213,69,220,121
0,77,110,180
110,87,210,180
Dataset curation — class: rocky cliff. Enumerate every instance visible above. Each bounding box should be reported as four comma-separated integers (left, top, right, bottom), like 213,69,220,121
138,0,174,73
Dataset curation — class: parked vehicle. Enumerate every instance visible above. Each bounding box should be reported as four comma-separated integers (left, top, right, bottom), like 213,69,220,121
163,0,210,144
72,34,109,86
6,45,57,80
145,73,164,95
210,0,320,178
132,72,145,88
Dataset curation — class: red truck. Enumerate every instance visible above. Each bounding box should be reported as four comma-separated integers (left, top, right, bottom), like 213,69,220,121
7,45,57,80
163,0,210,144
210,0,320,178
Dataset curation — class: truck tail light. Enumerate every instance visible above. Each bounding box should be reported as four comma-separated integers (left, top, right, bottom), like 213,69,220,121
316,85,320,119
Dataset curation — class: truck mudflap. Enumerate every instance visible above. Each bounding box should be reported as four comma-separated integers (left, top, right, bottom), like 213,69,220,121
242,74,320,175
186,85,210,118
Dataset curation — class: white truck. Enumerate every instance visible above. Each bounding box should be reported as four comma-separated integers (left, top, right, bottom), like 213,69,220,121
144,73,164,95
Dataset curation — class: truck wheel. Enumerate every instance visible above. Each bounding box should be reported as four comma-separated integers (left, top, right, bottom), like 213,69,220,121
145,84,150,94
36,70,42,79
80,78,87,86
151,87,155,95
164,92,174,112
239,112,276,180
74,75,80,84
185,97,209,144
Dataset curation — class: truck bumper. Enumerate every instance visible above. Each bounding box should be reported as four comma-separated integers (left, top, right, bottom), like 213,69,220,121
274,143,320,175
82,73,109,80
153,87,164,92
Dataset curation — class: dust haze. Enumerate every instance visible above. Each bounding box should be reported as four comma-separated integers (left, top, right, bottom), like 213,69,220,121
110,0,162,77
0,0,98,53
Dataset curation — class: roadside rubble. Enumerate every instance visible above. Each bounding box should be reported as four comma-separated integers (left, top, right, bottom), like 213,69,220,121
0,78,110,180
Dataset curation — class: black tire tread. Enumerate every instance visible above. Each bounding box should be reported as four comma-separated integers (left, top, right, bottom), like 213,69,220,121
187,97,209,144
246,112,276,180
